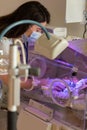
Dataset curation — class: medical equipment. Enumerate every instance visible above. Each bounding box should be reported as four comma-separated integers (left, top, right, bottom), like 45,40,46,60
0,20,50,130
34,33,68,59
12,39,87,130
17,36,87,130
0,19,69,130
46,26,67,38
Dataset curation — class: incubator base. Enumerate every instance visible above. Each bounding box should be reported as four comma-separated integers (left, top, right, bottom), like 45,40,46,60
17,99,84,130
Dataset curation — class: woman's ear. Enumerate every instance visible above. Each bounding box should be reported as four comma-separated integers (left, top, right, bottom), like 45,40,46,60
25,27,33,37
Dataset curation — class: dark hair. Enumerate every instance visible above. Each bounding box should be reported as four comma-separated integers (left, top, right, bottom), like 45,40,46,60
0,1,50,38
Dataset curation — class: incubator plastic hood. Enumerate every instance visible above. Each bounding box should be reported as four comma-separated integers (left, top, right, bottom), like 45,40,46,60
19,38,87,130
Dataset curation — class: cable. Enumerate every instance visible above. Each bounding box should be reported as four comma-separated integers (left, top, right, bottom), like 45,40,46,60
83,22,87,38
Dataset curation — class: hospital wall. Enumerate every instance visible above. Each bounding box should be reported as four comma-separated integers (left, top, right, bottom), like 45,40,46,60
0,0,85,37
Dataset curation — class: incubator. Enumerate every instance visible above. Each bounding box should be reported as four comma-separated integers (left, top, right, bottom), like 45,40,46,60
0,28,87,130
17,38,87,130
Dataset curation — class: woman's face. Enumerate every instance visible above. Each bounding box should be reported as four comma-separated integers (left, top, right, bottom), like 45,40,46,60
25,21,47,37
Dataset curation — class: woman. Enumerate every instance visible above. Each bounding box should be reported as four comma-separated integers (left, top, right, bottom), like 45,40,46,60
0,1,50,90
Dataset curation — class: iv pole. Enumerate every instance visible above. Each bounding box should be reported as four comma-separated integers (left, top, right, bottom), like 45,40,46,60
0,20,50,130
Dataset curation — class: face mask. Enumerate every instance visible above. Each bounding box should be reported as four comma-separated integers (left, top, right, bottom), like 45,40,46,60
28,31,42,45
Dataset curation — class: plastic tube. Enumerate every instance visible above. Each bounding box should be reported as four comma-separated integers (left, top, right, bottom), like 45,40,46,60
14,39,26,64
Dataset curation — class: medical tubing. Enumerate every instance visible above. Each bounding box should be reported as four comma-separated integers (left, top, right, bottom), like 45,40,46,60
0,20,50,40
49,79,71,107
14,39,26,64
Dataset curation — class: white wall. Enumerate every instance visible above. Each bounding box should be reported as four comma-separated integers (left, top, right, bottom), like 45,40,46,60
0,0,85,37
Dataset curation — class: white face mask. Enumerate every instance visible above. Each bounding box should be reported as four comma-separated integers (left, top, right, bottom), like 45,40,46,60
28,31,42,45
